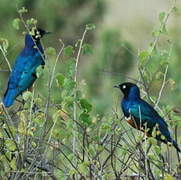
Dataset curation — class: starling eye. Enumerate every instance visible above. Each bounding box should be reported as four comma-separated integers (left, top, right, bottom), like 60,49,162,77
122,85,126,89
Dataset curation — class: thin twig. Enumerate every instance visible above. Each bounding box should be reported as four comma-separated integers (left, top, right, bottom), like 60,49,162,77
0,45,12,72
154,65,168,108
43,39,64,137
72,27,88,164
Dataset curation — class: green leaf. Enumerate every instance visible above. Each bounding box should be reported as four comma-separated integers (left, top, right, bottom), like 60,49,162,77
155,71,163,80
160,60,169,66
0,131,3,138
22,91,32,101
18,7,28,14
79,112,91,125
86,24,96,31
64,78,76,90
12,18,20,30
154,145,161,155
148,137,157,145
55,170,66,178
31,141,37,148
69,169,76,176
159,12,165,23
139,50,149,62
80,99,92,112
33,113,45,126
34,97,43,106
164,174,174,180
76,90,82,99
5,140,16,151
152,30,160,37
148,153,157,161
82,43,93,55
10,159,16,170
64,45,74,57
78,162,88,174
46,47,56,56
172,6,178,13
0,38,9,52
101,124,110,130
26,18,37,25
56,73,65,87
65,58,75,77
36,66,44,78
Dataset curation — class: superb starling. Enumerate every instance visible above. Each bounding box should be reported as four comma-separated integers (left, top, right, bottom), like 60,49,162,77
3,28,50,107
114,82,181,152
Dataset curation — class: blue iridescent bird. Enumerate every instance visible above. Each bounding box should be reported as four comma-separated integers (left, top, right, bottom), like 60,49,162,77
3,28,50,107
114,82,181,152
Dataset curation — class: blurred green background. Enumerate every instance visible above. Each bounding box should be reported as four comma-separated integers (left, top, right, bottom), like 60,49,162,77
0,0,181,115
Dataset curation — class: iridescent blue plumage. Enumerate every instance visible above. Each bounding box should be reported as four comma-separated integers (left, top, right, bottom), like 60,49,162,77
115,82,181,152
3,28,49,107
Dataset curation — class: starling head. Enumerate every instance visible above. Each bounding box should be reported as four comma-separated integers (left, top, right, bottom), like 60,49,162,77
30,27,51,41
114,82,139,98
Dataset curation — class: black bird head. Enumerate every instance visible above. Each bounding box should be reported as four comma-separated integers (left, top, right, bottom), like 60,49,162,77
114,82,140,98
30,28,51,41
